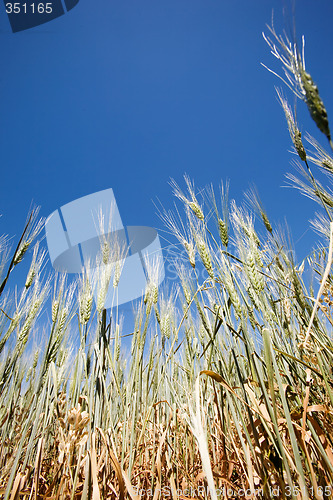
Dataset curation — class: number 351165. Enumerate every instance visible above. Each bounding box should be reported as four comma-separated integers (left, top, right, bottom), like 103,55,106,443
6,3,53,14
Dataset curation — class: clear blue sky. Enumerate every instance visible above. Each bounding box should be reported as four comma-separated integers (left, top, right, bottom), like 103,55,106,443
1,0,333,285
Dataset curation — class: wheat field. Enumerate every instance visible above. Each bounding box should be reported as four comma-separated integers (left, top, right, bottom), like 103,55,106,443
1,21,333,500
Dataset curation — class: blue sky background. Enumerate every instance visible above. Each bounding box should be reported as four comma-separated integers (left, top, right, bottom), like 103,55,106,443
1,0,333,300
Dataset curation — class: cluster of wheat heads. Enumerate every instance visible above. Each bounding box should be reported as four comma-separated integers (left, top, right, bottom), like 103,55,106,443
1,21,333,500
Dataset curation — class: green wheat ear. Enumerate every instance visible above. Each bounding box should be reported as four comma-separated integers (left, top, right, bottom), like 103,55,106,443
263,24,332,149
300,68,331,143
